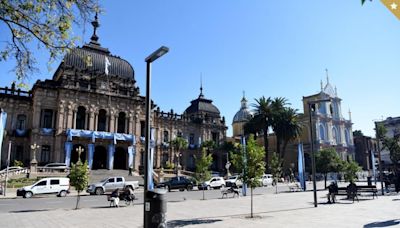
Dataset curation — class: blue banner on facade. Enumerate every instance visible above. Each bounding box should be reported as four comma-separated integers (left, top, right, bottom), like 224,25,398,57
88,144,95,169
148,128,155,190
0,111,7,166
241,136,247,196
298,143,306,191
107,144,115,170
64,142,73,167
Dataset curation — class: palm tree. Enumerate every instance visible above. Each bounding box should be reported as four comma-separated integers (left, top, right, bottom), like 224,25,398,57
270,97,289,156
170,137,188,176
274,107,303,160
245,96,273,169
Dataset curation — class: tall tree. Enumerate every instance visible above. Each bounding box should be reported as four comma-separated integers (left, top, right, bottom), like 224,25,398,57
170,137,188,175
0,0,98,84
69,158,89,209
195,148,213,200
231,135,265,218
315,148,343,188
245,96,273,169
273,107,302,160
270,97,289,157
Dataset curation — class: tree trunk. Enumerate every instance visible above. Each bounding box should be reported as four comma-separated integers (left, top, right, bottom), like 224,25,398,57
263,127,269,170
75,191,80,210
281,141,289,161
324,174,327,189
251,187,254,218
202,187,205,200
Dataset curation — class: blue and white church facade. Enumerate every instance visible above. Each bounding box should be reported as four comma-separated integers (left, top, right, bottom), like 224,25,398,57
302,77,355,161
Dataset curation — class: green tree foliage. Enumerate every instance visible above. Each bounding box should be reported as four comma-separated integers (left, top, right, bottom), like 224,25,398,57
343,159,361,183
384,136,400,167
69,159,89,209
376,124,400,170
13,160,24,167
231,135,265,218
170,137,188,174
245,96,273,169
0,0,98,83
195,148,213,200
245,96,301,169
315,148,344,188
269,152,282,194
272,106,302,160
353,130,364,137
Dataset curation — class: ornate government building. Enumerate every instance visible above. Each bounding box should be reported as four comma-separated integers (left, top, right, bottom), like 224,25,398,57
0,16,227,172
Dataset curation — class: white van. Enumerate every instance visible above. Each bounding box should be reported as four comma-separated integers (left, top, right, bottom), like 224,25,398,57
17,177,70,198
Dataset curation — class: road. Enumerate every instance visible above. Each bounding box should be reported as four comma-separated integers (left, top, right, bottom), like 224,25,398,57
0,184,293,213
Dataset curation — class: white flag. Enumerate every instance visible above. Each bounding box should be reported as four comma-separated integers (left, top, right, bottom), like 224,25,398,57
105,56,111,75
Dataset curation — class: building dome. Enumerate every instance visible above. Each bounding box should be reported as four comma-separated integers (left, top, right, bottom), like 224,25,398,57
184,87,220,117
232,96,252,124
62,13,134,80
63,45,135,80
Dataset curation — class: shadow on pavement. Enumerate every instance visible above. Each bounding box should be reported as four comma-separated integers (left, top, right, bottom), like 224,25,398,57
9,209,51,213
167,218,223,227
364,219,400,227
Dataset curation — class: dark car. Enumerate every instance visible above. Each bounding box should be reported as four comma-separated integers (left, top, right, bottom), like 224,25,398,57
157,176,194,192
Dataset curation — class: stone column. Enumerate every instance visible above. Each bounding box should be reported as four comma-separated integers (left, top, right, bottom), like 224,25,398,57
128,113,134,134
109,114,115,133
72,110,77,129
89,108,95,131
94,113,98,131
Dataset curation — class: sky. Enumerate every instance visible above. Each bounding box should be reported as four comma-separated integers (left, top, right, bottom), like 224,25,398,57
0,0,399,137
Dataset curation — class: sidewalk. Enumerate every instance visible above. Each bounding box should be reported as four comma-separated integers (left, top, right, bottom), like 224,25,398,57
0,186,399,227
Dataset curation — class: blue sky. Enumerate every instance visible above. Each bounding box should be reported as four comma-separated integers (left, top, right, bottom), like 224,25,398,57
0,0,399,137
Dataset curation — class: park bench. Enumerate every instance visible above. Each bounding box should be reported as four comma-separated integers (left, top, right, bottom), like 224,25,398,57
288,182,302,192
356,185,378,199
221,187,240,198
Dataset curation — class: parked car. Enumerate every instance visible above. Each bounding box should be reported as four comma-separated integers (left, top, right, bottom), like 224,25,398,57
17,177,70,198
42,163,68,172
200,177,226,190
0,166,26,178
259,174,274,186
87,176,139,195
156,176,194,192
225,175,243,188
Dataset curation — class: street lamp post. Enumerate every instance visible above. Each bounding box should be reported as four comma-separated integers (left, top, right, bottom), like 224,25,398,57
308,98,330,208
30,143,40,174
4,141,12,196
144,46,169,228
374,121,385,196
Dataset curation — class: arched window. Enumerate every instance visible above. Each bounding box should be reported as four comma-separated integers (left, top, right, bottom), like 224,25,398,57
345,129,351,145
319,124,325,140
76,106,86,129
97,109,107,132
117,112,126,133
332,127,340,144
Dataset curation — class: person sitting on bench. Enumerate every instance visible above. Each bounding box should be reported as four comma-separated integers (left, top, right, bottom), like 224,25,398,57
327,181,338,204
110,188,120,207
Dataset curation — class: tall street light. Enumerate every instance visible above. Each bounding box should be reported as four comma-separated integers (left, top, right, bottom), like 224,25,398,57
144,46,169,228
308,98,330,208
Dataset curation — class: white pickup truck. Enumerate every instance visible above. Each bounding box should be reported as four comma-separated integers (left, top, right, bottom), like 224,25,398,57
87,176,139,195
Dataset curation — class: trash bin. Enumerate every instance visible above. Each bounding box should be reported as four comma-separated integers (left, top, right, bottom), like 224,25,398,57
145,188,167,228
367,176,372,186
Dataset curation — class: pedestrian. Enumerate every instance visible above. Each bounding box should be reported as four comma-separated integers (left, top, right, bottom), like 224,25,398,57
128,166,133,176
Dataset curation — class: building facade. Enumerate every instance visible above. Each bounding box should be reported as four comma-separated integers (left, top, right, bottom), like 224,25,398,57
0,17,227,172
376,116,400,166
